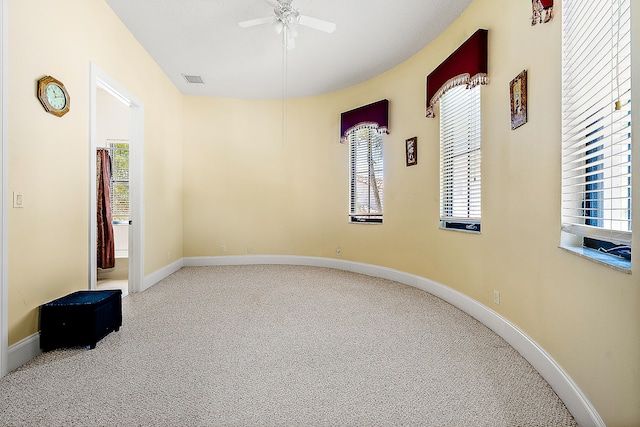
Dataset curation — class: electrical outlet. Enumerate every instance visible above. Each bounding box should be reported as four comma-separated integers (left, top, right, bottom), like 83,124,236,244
247,246,253,254
493,290,500,305
336,247,342,256
221,245,226,253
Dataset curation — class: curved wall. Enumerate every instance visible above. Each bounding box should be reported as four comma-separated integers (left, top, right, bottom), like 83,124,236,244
182,0,639,425
5,0,638,424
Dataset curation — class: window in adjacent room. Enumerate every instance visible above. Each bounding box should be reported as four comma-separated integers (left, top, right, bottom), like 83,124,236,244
107,140,130,223
439,84,482,232
349,124,384,223
561,0,632,270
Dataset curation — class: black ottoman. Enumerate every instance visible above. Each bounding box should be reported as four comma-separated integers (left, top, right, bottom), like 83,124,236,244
40,290,122,351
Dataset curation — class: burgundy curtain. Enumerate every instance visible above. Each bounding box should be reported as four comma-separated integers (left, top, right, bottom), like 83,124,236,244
425,29,488,118
340,99,389,143
97,149,115,269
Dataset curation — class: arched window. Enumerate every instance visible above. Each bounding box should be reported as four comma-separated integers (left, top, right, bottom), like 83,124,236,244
341,100,389,224
439,85,481,232
426,29,487,232
348,124,384,223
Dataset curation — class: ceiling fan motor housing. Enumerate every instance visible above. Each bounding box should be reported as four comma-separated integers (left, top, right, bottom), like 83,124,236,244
238,0,336,49
275,0,299,25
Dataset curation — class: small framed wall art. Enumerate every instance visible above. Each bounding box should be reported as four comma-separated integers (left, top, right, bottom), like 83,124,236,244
510,70,528,130
405,137,417,166
532,0,554,26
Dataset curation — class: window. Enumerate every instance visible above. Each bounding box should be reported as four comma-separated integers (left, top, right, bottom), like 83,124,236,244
439,84,481,232
561,0,632,269
107,140,129,223
349,124,384,223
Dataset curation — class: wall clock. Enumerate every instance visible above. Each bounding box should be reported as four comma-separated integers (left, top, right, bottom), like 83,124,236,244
37,75,70,117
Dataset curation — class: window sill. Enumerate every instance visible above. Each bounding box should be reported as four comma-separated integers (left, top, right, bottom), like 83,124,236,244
559,245,631,273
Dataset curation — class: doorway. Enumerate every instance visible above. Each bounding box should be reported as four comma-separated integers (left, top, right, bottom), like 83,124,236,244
89,63,144,295
96,135,130,295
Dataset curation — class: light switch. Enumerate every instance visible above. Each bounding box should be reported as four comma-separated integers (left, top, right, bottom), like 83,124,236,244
13,192,23,208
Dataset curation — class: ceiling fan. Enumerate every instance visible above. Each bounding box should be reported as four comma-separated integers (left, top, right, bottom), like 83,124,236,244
239,0,336,49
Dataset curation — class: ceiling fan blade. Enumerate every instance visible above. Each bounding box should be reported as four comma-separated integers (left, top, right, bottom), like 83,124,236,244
238,16,275,28
298,15,336,33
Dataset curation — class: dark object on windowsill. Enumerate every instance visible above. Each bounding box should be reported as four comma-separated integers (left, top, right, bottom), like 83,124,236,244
598,245,631,261
584,237,632,261
440,221,481,233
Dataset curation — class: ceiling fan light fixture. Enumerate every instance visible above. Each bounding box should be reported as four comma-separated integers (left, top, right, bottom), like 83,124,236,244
272,20,284,34
286,34,296,50
287,24,298,38
239,0,336,50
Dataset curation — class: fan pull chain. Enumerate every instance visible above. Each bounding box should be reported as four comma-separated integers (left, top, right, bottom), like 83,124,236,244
282,26,288,148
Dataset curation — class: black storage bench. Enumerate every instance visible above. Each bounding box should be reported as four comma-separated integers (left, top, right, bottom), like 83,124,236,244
40,290,122,351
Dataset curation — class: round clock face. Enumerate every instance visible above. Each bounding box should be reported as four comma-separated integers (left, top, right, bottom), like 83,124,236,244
45,83,67,110
37,76,70,117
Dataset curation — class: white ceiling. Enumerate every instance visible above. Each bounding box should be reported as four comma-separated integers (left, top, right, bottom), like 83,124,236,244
104,0,473,99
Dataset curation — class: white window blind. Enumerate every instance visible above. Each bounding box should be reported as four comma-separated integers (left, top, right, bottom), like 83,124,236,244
561,0,632,250
349,125,384,223
439,85,481,231
107,140,130,223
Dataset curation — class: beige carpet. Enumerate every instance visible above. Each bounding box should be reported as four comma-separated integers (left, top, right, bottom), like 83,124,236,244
0,265,577,426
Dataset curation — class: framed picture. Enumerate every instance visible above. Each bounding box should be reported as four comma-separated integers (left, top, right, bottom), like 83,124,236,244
532,0,554,25
405,137,417,166
510,70,528,130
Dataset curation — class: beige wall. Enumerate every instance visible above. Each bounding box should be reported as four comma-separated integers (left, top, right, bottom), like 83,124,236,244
182,0,639,425
6,0,639,425
8,0,183,343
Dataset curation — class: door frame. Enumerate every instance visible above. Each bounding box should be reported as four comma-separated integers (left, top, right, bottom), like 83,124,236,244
89,63,144,294
0,0,8,377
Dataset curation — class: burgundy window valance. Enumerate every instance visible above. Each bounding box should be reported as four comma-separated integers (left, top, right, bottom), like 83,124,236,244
425,29,488,118
340,99,389,143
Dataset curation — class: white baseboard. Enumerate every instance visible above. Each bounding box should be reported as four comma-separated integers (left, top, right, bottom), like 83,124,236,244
5,255,604,426
183,255,605,427
5,258,184,374
142,258,184,292
7,332,40,373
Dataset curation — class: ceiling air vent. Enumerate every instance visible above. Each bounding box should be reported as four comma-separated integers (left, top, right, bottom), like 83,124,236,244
182,74,205,84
